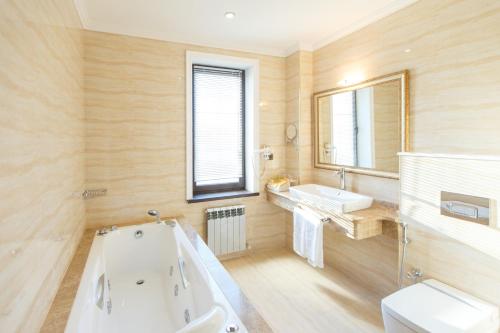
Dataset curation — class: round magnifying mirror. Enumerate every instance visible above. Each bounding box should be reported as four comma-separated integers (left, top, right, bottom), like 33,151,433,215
286,124,297,141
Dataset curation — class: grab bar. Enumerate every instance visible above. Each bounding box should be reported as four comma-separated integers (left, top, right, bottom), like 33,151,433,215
178,257,190,289
95,273,105,310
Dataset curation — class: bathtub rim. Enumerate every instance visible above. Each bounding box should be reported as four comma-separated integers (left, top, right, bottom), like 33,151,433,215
64,220,247,333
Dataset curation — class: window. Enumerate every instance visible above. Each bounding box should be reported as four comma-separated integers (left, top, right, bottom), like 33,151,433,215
192,65,245,194
331,90,356,166
186,51,259,203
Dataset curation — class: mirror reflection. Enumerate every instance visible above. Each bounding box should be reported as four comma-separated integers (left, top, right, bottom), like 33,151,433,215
316,78,403,174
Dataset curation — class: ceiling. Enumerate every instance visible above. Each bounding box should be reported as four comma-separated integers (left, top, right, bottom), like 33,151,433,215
75,0,418,57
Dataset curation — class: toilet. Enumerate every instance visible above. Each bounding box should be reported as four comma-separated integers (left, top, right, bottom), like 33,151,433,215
382,279,499,333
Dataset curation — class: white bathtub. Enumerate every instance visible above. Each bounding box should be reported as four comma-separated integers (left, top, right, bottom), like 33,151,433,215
65,221,247,333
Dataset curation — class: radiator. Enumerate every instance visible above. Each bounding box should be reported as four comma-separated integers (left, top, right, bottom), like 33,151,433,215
206,205,246,256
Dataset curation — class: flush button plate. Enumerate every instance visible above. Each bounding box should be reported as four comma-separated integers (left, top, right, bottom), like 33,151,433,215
440,191,491,226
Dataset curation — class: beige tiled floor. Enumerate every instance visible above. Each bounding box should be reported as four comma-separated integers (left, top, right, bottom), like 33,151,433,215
223,248,385,333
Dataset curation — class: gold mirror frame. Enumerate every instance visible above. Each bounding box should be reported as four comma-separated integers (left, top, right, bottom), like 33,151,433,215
313,70,409,179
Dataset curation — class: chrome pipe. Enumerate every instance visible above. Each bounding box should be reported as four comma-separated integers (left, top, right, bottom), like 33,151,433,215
398,223,410,289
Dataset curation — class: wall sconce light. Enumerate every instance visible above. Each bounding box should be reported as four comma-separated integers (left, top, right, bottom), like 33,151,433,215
337,72,364,87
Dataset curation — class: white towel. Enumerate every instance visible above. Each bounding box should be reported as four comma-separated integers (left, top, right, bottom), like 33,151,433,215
293,206,324,268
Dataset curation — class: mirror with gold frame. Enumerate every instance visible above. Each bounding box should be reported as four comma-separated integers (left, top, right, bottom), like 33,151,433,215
313,71,409,179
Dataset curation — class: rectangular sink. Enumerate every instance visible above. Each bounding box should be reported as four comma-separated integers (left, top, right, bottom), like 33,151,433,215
289,184,373,214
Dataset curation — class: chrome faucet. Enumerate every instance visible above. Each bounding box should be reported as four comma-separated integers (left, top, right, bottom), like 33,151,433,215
147,209,176,227
336,168,346,190
97,225,117,236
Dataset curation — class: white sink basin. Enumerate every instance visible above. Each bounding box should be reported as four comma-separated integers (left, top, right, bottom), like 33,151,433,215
289,184,373,214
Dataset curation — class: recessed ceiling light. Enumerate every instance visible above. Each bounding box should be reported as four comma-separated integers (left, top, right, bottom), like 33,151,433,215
224,11,236,19
404,48,412,53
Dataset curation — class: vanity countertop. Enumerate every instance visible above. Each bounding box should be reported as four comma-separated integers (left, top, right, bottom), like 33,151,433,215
267,189,398,240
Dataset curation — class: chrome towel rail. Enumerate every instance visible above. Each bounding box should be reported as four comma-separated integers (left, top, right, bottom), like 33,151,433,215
82,188,107,199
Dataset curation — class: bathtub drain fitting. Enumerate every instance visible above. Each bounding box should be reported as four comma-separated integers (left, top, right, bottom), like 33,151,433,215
136,279,144,285
135,230,143,239
226,324,239,333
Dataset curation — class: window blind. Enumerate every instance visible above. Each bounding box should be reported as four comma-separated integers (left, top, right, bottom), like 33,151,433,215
192,65,245,194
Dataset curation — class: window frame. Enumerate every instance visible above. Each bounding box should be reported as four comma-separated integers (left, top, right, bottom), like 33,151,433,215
185,51,260,203
191,64,246,195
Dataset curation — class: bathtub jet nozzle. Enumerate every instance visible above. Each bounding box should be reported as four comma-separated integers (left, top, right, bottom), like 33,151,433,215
147,210,161,223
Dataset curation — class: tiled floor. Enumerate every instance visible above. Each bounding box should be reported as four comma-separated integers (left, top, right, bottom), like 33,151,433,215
223,248,385,333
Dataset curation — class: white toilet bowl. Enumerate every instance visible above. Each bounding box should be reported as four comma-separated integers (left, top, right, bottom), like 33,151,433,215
381,279,499,333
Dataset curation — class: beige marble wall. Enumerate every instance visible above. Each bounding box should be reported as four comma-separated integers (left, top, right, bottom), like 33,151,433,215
400,154,500,310
317,97,332,164
284,48,400,297
372,81,400,172
285,51,313,184
297,51,314,184
284,51,314,258
3,0,499,330
84,31,287,250
285,52,300,180
0,1,85,332
307,0,500,298
313,0,500,201
324,220,399,297
285,214,399,298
